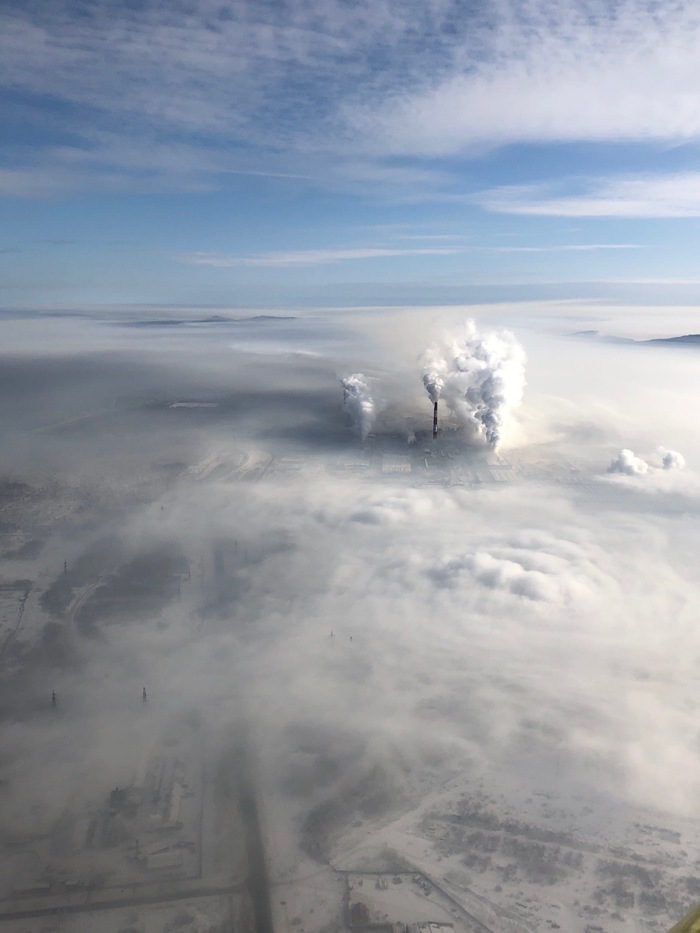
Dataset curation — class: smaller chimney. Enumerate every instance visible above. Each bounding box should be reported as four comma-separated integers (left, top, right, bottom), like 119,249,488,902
432,400,438,439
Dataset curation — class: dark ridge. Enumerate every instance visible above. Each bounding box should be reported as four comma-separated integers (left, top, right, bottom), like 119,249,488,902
122,314,297,327
645,334,700,345
569,331,634,344
238,314,297,321
571,331,700,346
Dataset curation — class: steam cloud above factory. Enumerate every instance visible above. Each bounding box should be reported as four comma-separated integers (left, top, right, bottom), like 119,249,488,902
342,320,527,447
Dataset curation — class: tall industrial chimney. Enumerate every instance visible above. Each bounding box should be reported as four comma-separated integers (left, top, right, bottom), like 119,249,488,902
432,400,438,439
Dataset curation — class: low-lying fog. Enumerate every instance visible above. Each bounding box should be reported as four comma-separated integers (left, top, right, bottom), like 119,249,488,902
1,302,699,932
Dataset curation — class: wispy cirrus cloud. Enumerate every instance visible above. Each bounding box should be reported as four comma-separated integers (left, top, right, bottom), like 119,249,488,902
345,1,700,158
478,172,700,218
181,243,638,268
180,246,460,268
0,0,467,169
479,244,644,253
4,0,700,197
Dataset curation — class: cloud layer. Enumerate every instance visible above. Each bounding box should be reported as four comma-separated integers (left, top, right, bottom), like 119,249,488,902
478,172,700,218
4,0,700,194
608,446,686,475
2,306,700,932
347,0,700,157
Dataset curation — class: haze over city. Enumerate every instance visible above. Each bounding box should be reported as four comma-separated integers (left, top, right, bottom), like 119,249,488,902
2,3,700,933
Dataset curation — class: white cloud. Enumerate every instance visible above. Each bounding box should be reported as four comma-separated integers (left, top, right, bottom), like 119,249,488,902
606,446,688,481
5,0,700,195
478,172,700,218
479,244,644,253
344,1,700,157
608,448,649,476
658,447,686,470
426,545,585,603
180,247,460,267
0,167,78,198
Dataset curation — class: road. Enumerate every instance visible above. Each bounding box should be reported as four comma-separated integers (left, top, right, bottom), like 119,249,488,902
0,585,30,664
237,737,275,933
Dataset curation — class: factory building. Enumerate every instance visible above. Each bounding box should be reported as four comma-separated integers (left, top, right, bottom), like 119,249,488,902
381,455,412,475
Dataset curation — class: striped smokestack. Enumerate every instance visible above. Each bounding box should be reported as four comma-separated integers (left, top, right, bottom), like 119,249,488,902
432,400,438,439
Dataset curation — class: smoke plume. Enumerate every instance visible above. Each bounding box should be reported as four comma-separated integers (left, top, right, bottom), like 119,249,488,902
421,320,526,447
422,370,444,405
608,447,686,475
659,447,686,470
341,373,375,441
608,449,649,475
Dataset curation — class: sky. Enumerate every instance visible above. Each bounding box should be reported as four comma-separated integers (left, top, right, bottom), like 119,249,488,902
5,5,700,927
3,0,700,309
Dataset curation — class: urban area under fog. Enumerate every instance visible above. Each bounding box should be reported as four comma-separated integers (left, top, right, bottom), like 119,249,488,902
1,303,699,933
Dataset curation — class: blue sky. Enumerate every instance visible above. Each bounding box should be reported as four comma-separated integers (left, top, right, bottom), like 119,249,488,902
3,0,700,309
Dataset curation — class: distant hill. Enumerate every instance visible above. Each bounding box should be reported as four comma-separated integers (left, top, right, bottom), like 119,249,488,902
571,330,634,344
572,330,700,346
126,314,297,327
645,334,700,345
197,314,297,323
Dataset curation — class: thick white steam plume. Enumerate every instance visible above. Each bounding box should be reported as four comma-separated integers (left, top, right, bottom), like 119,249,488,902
341,373,375,441
421,320,526,447
422,370,444,405
659,447,686,470
608,449,649,475
608,447,686,476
